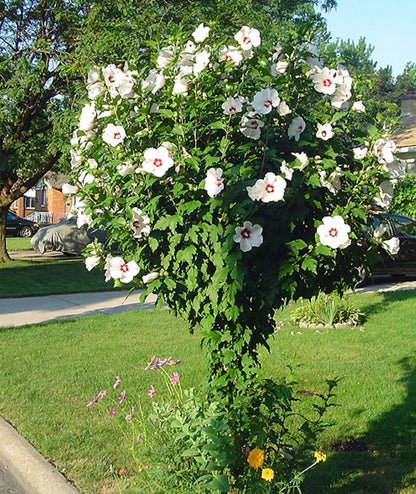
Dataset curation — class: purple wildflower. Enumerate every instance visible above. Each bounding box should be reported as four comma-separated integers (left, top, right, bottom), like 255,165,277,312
118,389,126,404
145,355,181,371
109,408,117,416
170,371,180,385
148,385,156,398
113,375,121,389
125,407,135,422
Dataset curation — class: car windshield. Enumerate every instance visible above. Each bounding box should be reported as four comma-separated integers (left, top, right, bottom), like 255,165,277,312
372,216,393,237
392,216,416,237
7,211,17,221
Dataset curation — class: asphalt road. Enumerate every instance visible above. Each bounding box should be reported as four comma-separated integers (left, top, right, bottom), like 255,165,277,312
0,465,25,494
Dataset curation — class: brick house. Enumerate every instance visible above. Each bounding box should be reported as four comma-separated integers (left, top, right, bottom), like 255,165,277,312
12,172,73,224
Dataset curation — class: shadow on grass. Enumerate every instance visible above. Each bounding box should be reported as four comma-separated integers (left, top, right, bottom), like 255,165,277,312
303,354,416,493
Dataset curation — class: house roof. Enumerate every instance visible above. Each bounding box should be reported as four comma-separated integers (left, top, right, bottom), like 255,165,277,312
393,114,416,149
43,172,70,190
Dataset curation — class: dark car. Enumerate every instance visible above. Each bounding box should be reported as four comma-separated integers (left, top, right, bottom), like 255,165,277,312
371,212,416,276
31,216,106,256
6,210,39,237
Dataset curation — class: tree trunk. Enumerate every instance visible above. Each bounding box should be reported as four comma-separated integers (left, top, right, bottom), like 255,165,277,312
0,206,11,263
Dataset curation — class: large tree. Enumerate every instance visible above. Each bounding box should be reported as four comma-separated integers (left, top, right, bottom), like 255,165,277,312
0,1,85,261
0,0,335,262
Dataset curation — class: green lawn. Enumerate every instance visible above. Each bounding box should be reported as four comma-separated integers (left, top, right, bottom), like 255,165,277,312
1,290,416,493
6,237,32,251
2,238,134,297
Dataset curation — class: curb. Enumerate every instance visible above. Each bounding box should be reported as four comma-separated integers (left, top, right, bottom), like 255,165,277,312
0,418,79,494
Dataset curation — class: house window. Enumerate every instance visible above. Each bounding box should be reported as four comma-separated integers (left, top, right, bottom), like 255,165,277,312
39,189,47,206
24,196,36,209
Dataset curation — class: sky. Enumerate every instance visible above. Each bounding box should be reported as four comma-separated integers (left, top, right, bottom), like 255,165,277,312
324,0,416,77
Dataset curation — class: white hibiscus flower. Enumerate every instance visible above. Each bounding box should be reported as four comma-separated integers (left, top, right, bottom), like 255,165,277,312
156,47,175,68
317,215,351,249
141,70,166,94
316,123,334,141
352,100,366,112
142,146,174,177
240,113,265,140
331,83,352,109
382,237,400,256
79,103,96,131
246,172,287,203
204,168,225,197
374,139,397,164
102,64,124,88
218,45,243,65
277,101,291,116
192,23,210,43
288,116,306,141
353,147,368,160
104,255,139,284
252,88,280,115
233,221,263,252
375,180,394,209
292,152,309,170
131,207,151,239
117,161,135,177
234,26,261,51
311,67,337,95
102,124,126,147
222,97,243,115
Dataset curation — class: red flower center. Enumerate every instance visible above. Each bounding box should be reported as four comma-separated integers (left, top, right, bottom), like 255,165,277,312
241,228,251,239
265,184,274,193
328,228,338,238
153,158,163,167
322,78,332,87
114,132,121,140
264,99,272,108
229,106,236,112
250,120,259,129
120,263,129,273
322,130,327,137
243,36,251,45
133,220,140,228
108,75,115,83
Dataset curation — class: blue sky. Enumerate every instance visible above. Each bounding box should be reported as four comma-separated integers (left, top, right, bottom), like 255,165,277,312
324,0,416,77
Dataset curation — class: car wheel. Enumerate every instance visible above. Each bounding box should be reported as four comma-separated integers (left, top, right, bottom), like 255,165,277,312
19,226,33,237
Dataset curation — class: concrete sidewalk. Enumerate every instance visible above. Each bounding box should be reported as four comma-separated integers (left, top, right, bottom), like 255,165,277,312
0,290,158,328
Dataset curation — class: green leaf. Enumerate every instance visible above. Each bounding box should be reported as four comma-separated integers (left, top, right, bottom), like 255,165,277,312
287,239,308,254
205,475,229,492
301,257,318,273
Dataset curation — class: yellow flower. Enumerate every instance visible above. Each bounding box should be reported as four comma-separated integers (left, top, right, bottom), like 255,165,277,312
247,448,265,469
261,468,274,482
314,450,327,463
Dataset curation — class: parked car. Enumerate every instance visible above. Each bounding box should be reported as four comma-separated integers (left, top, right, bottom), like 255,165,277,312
371,212,416,277
6,210,39,237
31,216,106,256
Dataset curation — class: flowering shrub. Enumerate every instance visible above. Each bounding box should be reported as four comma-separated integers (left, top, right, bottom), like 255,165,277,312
87,358,336,493
73,20,402,491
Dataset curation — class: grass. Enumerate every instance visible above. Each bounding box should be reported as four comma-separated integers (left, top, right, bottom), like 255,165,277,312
2,238,134,297
1,290,416,493
0,257,126,297
6,237,32,251
2,236,136,297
